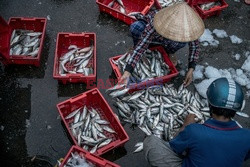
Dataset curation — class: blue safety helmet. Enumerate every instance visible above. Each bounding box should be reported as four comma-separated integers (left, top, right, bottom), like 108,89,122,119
206,78,244,112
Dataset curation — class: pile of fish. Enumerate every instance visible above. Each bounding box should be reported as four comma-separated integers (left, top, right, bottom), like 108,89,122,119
59,45,94,76
63,152,95,167
65,106,116,154
112,49,170,85
9,29,42,56
158,0,184,8
200,1,221,11
108,83,210,142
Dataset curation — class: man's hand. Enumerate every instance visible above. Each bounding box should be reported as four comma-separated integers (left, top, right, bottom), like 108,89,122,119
118,71,131,86
183,68,194,87
183,114,197,126
174,114,197,137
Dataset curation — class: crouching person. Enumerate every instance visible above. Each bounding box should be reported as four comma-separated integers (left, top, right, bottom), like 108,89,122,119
144,78,250,167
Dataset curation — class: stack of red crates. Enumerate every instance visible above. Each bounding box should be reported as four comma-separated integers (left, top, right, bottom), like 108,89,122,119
0,16,47,67
57,88,129,156
60,146,120,167
186,0,228,19
96,0,155,25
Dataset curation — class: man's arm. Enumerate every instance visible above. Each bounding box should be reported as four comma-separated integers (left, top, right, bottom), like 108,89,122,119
183,40,200,87
169,114,196,155
188,40,199,70
124,23,155,73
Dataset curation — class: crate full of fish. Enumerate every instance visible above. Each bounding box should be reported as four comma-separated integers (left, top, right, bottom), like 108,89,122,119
109,46,178,92
0,16,47,67
96,0,155,25
59,146,120,167
193,0,228,19
57,88,129,155
155,0,185,9
53,32,96,84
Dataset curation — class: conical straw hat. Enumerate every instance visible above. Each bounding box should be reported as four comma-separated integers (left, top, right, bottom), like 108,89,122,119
153,2,205,42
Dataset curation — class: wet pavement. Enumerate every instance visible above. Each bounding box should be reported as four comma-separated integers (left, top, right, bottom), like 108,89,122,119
0,0,250,166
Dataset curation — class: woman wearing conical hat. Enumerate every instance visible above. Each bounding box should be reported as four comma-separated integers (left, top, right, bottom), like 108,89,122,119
119,2,205,87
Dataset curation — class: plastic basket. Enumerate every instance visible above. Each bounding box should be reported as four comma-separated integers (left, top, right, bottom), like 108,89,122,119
96,0,155,25
109,46,179,92
0,17,47,67
194,0,228,19
57,88,129,155
53,32,96,85
60,146,120,167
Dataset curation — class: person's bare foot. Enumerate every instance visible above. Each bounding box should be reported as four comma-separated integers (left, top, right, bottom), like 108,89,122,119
245,0,250,5
169,54,177,66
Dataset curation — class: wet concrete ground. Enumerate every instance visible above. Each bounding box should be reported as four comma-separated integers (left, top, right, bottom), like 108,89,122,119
0,0,249,166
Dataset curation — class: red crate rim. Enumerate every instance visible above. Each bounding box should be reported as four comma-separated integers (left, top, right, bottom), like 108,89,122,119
0,16,12,60
60,146,120,167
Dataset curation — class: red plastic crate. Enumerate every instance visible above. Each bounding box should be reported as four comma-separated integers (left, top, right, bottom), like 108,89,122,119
154,0,162,9
0,17,47,67
53,32,97,85
187,0,219,6
60,146,120,167
109,46,179,92
96,0,155,25
57,88,129,155
194,0,228,19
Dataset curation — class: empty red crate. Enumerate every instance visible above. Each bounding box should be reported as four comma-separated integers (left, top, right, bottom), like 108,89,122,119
53,32,96,85
57,88,129,155
194,0,228,19
60,146,120,167
0,16,47,67
96,0,155,25
109,46,179,92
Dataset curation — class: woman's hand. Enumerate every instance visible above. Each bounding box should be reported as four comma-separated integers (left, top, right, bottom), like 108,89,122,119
183,68,194,87
118,71,131,86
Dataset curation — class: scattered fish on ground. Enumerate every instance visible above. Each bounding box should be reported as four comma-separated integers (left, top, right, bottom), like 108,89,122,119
59,45,94,76
133,142,143,153
9,29,42,57
112,49,170,86
65,106,116,154
109,83,211,142
63,152,95,167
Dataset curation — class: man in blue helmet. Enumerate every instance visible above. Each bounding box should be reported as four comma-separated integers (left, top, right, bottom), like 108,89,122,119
143,77,250,167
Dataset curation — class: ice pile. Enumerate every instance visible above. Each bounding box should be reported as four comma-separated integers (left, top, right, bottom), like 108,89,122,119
233,54,241,61
230,35,243,44
199,29,219,47
193,52,250,98
199,29,243,46
213,29,228,38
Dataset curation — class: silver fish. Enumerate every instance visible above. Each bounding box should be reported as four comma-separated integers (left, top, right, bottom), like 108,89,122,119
133,142,143,153
236,112,249,118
